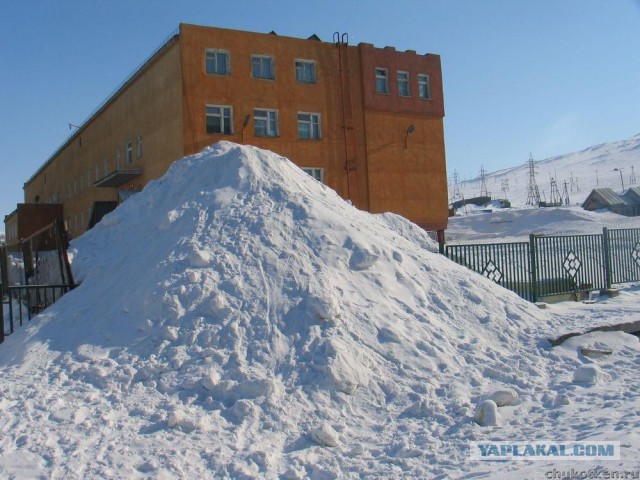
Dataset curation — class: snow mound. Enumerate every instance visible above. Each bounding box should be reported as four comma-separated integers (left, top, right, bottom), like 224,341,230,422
0,142,555,478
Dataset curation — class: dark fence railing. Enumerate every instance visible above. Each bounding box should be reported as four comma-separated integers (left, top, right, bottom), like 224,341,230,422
445,241,533,301
0,220,75,343
1,284,70,341
444,227,640,302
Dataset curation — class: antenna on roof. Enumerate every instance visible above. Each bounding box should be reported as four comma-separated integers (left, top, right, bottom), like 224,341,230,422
68,123,80,131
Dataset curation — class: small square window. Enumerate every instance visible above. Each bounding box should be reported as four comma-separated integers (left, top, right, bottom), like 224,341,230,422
206,105,233,134
252,55,274,79
375,68,388,94
302,167,324,183
295,60,316,83
254,109,279,137
297,113,321,140
418,74,431,100
206,49,230,75
398,71,410,97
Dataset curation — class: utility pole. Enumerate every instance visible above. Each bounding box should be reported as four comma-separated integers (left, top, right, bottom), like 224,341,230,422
614,168,625,193
526,153,541,207
479,165,490,198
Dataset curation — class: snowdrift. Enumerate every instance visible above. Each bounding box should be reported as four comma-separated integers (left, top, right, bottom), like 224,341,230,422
0,143,558,478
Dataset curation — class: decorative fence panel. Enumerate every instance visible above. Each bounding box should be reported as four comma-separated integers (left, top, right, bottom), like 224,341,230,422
444,227,640,303
607,228,640,285
445,242,533,301
531,234,607,299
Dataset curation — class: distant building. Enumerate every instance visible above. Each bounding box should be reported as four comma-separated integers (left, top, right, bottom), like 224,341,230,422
581,187,640,216
5,24,449,243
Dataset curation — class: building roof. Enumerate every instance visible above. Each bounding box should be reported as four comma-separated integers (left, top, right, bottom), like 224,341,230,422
582,188,627,209
624,186,640,201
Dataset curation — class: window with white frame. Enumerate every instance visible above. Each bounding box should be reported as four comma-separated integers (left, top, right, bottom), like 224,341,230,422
418,74,431,99
297,113,321,139
376,68,388,94
126,141,133,164
397,71,410,97
205,49,230,75
254,109,279,137
295,59,316,83
206,105,233,134
302,167,324,183
137,134,143,158
252,55,274,79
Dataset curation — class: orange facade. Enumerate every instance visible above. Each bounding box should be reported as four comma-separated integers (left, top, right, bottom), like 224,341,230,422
14,24,448,238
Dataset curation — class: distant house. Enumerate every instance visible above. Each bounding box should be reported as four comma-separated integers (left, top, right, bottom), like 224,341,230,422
581,187,640,216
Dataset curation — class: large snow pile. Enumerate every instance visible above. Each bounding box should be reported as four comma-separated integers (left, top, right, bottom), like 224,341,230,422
0,142,634,478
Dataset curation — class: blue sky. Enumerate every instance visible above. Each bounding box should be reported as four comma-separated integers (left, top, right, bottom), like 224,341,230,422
1,0,639,233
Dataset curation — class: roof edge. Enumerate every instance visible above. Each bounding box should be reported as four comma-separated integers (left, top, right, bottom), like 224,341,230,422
25,27,180,188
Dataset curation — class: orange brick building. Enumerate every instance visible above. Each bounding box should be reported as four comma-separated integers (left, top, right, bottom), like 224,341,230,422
9,24,448,242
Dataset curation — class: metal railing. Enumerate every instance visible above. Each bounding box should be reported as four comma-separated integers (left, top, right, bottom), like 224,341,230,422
1,284,70,342
444,227,640,302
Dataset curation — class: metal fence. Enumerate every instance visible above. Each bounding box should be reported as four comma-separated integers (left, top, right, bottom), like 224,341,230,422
1,284,70,341
444,227,640,302
1,220,74,343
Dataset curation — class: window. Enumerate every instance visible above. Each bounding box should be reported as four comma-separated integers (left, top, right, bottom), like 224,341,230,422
397,71,410,97
375,68,388,94
418,74,431,100
116,148,121,169
205,49,229,75
252,55,274,79
206,105,233,134
302,167,324,183
95,163,99,182
126,141,133,164
103,158,108,177
295,59,316,83
254,109,278,137
297,113,321,139
137,134,143,158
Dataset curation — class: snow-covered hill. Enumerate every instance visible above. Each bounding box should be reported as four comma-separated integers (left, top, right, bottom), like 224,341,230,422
0,143,639,478
451,133,640,207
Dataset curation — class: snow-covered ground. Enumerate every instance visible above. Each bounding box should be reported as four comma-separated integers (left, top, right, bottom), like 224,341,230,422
0,143,639,478
447,205,640,243
452,133,640,207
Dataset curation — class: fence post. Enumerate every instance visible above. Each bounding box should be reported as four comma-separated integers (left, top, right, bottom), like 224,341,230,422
529,234,539,303
54,220,75,289
602,227,612,290
0,246,8,297
0,287,4,343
